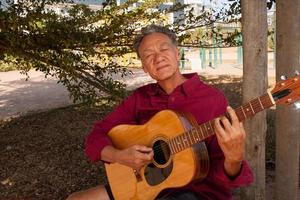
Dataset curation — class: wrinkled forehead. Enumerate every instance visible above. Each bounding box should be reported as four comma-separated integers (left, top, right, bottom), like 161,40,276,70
138,33,174,51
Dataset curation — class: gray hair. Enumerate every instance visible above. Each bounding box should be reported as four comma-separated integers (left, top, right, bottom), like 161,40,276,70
133,24,178,58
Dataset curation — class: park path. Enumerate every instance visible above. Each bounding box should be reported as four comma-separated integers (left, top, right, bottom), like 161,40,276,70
0,69,153,120
0,65,275,120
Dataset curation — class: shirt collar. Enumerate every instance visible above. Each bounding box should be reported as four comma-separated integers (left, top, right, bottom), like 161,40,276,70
181,73,202,96
147,73,201,96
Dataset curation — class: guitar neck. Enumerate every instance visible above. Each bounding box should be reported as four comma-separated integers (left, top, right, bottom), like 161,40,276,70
168,92,275,154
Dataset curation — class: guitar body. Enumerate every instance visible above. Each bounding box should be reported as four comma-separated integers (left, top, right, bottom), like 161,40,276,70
105,110,209,200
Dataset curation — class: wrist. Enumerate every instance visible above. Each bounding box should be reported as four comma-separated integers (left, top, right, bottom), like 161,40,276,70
101,145,121,163
224,159,243,178
112,148,122,163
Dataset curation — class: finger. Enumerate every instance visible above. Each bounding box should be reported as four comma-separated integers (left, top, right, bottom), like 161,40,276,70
239,122,246,136
220,115,233,133
227,106,239,126
239,122,245,130
214,118,227,140
134,145,153,153
143,151,154,161
136,151,153,161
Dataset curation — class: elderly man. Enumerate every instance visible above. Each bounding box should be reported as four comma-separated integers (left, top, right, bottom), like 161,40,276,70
67,24,253,200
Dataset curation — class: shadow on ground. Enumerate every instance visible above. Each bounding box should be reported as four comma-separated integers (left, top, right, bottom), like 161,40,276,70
0,78,71,119
0,76,278,200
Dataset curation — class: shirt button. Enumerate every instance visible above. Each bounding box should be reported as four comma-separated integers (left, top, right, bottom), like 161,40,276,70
171,97,175,101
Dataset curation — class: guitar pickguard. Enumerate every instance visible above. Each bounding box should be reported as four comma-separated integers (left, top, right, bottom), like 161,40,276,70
144,162,173,186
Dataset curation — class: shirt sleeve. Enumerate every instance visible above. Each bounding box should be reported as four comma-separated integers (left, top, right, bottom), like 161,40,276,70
85,92,138,162
206,136,253,189
205,92,253,188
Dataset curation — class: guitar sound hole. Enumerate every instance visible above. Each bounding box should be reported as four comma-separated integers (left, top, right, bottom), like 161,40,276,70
153,140,170,165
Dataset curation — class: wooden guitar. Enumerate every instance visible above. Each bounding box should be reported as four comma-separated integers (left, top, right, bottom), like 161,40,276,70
105,74,300,200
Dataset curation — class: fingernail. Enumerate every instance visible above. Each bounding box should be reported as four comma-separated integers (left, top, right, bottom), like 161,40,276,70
227,106,232,110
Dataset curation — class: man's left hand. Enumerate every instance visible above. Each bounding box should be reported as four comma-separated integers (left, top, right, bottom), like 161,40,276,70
214,106,246,177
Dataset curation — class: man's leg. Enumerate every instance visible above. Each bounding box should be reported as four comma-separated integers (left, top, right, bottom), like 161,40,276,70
66,185,112,200
156,191,204,200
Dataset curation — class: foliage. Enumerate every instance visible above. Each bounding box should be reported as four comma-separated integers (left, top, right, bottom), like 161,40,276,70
226,0,276,22
0,0,165,104
0,60,17,72
0,0,240,105
223,0,276,48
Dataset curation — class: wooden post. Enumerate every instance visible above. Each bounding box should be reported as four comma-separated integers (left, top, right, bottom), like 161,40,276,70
240,0,268,199
275,0,300,199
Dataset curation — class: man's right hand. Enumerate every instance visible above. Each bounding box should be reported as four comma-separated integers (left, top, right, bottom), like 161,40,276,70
115,145,153,170
101,145,153,170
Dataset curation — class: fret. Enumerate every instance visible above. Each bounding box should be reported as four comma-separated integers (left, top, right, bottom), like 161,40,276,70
199,125,205,139
240,106,247,119
251,99,262,113
179,135,184,148
184,134,189,147
202,124,208,138
187,131,193,145
174,138,179,152
209,121,215,136
169,93,276,155
257,96,264,110
179,135,184,149
183,134,189,147
206,123,212,136
265,93,275,107
189,132,194,145
179,134,186,149
248,102,255,114
206,122,212,133
187,131,194,146
194,128,201,142
171,141,176,154
243,104,252,117
204,123,209,136
172,138,178,153
179,136,184,151
175,137,181,151
193,127,200,143
168,140,175,154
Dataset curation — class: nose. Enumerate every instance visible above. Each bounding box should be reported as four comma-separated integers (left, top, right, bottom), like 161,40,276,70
153,52,164,64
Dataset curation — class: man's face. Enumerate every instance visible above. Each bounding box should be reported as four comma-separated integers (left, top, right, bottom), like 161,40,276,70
138,33,180,81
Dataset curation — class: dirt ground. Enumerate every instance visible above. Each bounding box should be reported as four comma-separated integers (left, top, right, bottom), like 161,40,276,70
0,75,284,200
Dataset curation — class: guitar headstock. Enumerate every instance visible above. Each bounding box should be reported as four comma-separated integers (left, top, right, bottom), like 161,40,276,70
271,73,300,105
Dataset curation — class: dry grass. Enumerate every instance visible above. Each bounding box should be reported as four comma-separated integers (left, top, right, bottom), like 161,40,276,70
0,76,277,200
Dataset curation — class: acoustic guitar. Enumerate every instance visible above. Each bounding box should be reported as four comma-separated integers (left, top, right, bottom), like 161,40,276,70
105,74,300,200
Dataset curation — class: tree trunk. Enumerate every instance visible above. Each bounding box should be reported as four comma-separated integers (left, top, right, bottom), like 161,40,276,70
275,0,300,199
240,0,268,199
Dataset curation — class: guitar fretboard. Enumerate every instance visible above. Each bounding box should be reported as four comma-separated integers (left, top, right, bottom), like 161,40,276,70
168,93,275,154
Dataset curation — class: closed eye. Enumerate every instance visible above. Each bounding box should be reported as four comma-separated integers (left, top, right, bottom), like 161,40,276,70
143,54,153,60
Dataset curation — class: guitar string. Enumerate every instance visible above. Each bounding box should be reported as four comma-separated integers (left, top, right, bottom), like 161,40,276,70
102,92,284,180
151,96,274,155
152,97,273,156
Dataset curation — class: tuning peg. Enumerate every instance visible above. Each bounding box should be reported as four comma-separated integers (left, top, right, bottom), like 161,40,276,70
280,75,288,80
295,70,300,76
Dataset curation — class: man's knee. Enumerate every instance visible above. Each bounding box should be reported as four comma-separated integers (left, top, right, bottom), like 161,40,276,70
66,192,83,200
66,186,110,200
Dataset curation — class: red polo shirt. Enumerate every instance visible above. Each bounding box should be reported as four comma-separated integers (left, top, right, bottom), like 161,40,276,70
85,73,253,200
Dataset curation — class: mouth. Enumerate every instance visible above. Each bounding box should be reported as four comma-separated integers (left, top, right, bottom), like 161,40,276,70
157,65,168,71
